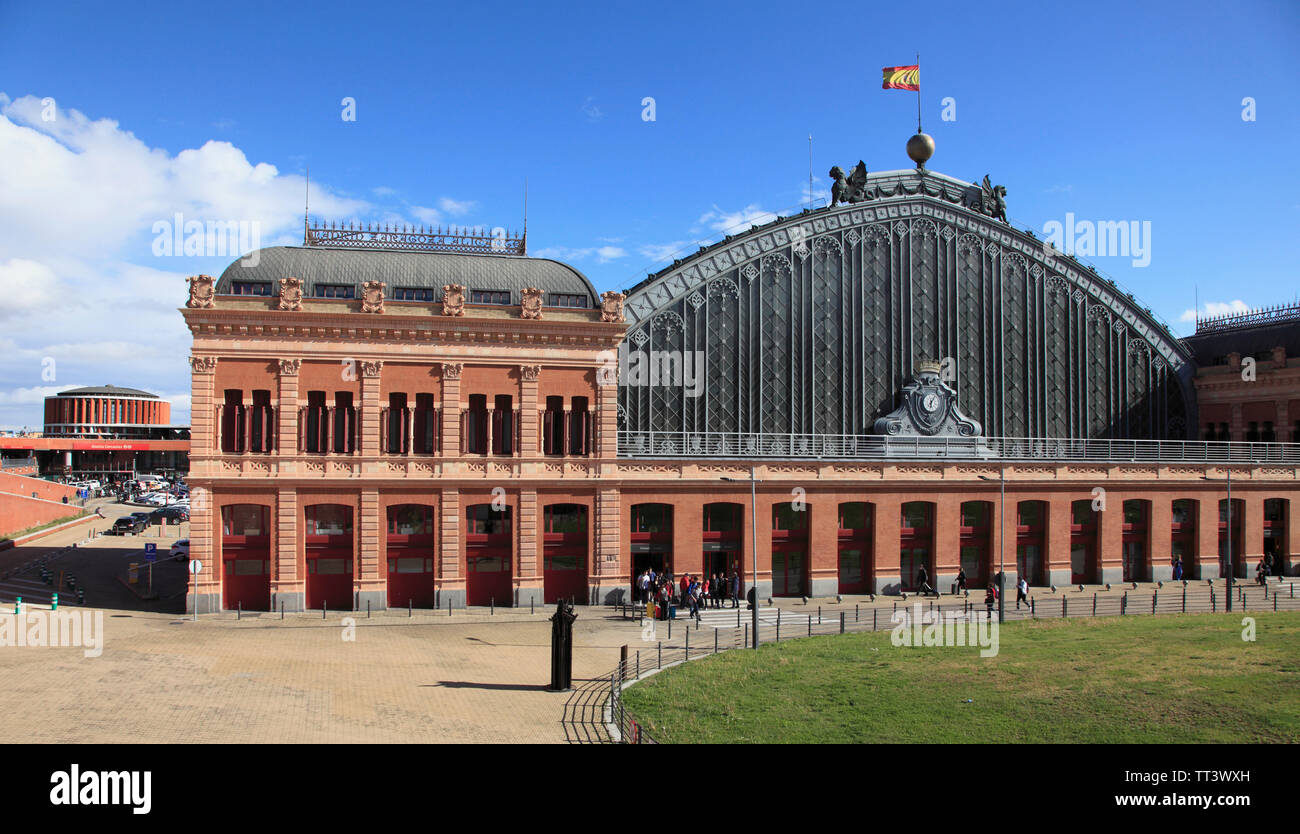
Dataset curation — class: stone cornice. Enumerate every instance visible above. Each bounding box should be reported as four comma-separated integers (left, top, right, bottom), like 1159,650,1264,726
181,303,623,344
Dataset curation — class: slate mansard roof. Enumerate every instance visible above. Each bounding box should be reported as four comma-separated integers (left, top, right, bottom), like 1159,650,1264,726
214,245,600,306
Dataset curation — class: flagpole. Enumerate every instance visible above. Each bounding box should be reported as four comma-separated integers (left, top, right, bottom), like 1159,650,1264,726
916,52,922,133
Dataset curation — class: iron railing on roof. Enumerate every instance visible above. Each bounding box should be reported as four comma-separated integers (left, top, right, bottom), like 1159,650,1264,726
616,431,1300,464
1195,302,1300,334
306,220,525,256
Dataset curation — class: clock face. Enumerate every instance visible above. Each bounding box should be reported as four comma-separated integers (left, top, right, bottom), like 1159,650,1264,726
922,393,940,413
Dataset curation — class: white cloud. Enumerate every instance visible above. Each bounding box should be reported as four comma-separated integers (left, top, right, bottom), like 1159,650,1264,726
581,96,603,122
0,94,374,428
438,197,476,216
638,241,691,263
532,244,626,264
1179,299,1251,323
411,205,441,225
697,204,778,234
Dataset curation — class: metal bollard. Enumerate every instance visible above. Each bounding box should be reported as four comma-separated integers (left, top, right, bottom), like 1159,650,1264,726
658,641,662,669
840,611,845,634
281,601,284,620
1182,588,1186,613
1031,598,1036,616
744,623,748,648
448,599,451,617
873,608,877,631
855,604,859,622
323,601,327,619
531,597,535,615
714,628,718,654
367,600,371,619
808,615,812,637
491,597,494,615
636,650,640,678
668,618,671,640
818,605,821,624
1121,592,1127,615
51,593,57,611
685,629,689,660
1063,597,1069,618
1092,593,1097,616
1152,592,1157,614
238,601,241,620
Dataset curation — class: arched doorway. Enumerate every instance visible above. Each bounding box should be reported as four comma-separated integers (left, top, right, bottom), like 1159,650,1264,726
771,501,808,597
900,502,934,591
630,503,673,600
305,504,353,610
543,504,588,604
466,504,512,606
702,503,743,591
1171,499,1195,578
221,504,270,611
1015,501,1046,586
959,501,993,590
387,504,436,609
837,502,872,595
1070,500,1098,584
1122,500,1150,582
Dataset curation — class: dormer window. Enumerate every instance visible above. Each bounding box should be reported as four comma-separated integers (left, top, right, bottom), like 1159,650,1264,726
470,289,510,305
314,284,355,299
231,281,272,296
547,293,589,308
393,287,435,302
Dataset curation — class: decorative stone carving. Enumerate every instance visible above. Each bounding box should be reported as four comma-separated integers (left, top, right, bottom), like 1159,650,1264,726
278,276,304,311
965,175,1008,223
361,360,383,378
441,362,463,380
600,291,626,323
520,364,541,382
189,355,217,374
829,161,869,207
873,362,982,438
186,275,215,309
361,280,386,313
520,287,543,319
442,284,466,316
278,358,301,376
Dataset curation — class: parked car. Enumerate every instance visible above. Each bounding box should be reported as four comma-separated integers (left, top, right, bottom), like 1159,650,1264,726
129,511,154,526
157,505,189,523
170,539,190,560
111,516,147,535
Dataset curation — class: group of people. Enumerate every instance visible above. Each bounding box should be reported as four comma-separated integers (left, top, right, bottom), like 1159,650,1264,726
922,566,1031,612
635,567,742,620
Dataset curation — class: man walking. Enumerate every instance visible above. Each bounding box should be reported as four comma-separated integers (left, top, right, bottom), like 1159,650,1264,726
1016,575,1029,610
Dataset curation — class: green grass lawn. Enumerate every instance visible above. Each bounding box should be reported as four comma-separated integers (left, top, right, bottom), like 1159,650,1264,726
620,613,1300,743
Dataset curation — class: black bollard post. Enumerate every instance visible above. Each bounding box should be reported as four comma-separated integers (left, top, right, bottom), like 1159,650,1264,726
367,600,371,619
685,629,689,660
636,650,640,678
323,600,327,620
1182,587,1186,613
1092,593,1097,616
1122,591,1127,615
448,599,451,617
491,597,494,616
668,618,671,640
1152,592,1157,614
238,601,241,621
744,623,748,648
873,608,877,631
714,628,718,654
807,614,811,637
531,597,535,615
1063,597,1069,618
281,601,284,620
1031,598,1036,617
840,611,845,634
658,641,662,670
855,604,859,622
409,599,412,618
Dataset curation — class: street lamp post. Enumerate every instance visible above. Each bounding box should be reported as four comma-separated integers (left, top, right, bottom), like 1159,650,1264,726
979,471,1006,624
722,469,760,649
1203,471,1233,612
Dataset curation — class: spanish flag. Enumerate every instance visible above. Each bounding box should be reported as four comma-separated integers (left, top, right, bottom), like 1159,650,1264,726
882,65,919,91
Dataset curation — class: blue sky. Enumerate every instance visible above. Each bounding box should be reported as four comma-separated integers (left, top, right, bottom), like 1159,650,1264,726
0,0,1297,429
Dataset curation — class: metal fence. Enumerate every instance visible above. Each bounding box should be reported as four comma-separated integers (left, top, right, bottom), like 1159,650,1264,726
602,580,1300,743
617,432,1300,463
